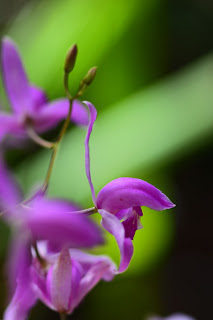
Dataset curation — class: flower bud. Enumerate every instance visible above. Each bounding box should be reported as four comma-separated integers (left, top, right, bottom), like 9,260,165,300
83,66,97,85
64,44,78,73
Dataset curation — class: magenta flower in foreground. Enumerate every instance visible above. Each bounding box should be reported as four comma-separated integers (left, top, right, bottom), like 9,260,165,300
147,314,196,320
4,246,116,319
0,37,89,142
0,158,103,295
84,101,175,272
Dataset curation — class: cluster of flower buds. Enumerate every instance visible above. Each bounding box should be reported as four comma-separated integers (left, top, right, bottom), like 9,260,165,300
0,37,177,320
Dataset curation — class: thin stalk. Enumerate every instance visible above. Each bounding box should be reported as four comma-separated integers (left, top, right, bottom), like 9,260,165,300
64,72,72,100
71,206,97,215
42,97,73,191
26,125,55,149
60,313,67,320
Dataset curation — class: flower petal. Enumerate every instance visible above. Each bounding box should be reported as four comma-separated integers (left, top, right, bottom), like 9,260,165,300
30,86,47,112
71,254,115,312
84,101,97,205
3,280,37,320
97,177,175,213
34,99,89,132
99,209,133,273
0,112,23,142
70,249,116,280
1,37,32,114
26,198,104,249
122,211,140,240
4,235,36,320
0,155,22,212
146,314,196,320
6,231,32,296
49,249,72,312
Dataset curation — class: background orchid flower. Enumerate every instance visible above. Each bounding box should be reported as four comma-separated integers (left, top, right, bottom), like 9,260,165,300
4,246,116,320
32,247,116,316
84,101,175,272
0,37,89,142
0,157,104,298
146,313,196,320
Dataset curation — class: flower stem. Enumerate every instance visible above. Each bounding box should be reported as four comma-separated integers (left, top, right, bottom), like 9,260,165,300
64,72,72,100
71,206,97,215
60,313,67,320
26,125,55,149
42,92,73,191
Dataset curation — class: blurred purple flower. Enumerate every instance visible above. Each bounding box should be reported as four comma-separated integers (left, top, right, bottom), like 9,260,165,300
84,101,175,272
0,158,104,295
0,37,89,142
4,246,116,319
147,313,196,320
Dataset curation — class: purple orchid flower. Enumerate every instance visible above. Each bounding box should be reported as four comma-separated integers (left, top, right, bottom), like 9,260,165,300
0,157,104,297
4,245,116,319
0,37,89,142
146,314,196,320
84,101,175,273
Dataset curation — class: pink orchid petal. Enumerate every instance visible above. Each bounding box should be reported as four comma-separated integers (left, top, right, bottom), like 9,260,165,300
0,112,24,142
3,280,37,320
29,86,47,112
99,209,133,273
4,235,36,320
122,212,139,240
1,37,32,114
70,249,116,280
34,99,89,132
147,314,196,320
31,264,53,310
97,177,175,213
26,198,104,249
50,249,72,313
84,101,97,205
71,256,115,312
0,155,22,212
6,232,32,296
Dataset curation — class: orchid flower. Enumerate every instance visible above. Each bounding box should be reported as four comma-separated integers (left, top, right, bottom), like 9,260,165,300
4,245,116,320
146,313,196,320
0,37,89,142
0,157,104,296
84,101,175,273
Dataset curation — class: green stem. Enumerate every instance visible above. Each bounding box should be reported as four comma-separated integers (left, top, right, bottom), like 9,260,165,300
64,72,72,100
71,206,97,215
60,313,67,320
42,97,73,191
26,125,55,149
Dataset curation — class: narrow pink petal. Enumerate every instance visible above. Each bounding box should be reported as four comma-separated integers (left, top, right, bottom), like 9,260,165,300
99,209,134,273
50,249,72,312
97,177,175,213
70,249,116,280
0,112,24,142
3,278,37,320
4,235,36,320
84,101,97,205
0,155,22,213
34,99,89,132
26,198,104,249
30,85,47,112
71,256,115,312
1,37,32,114
6,231,32,296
